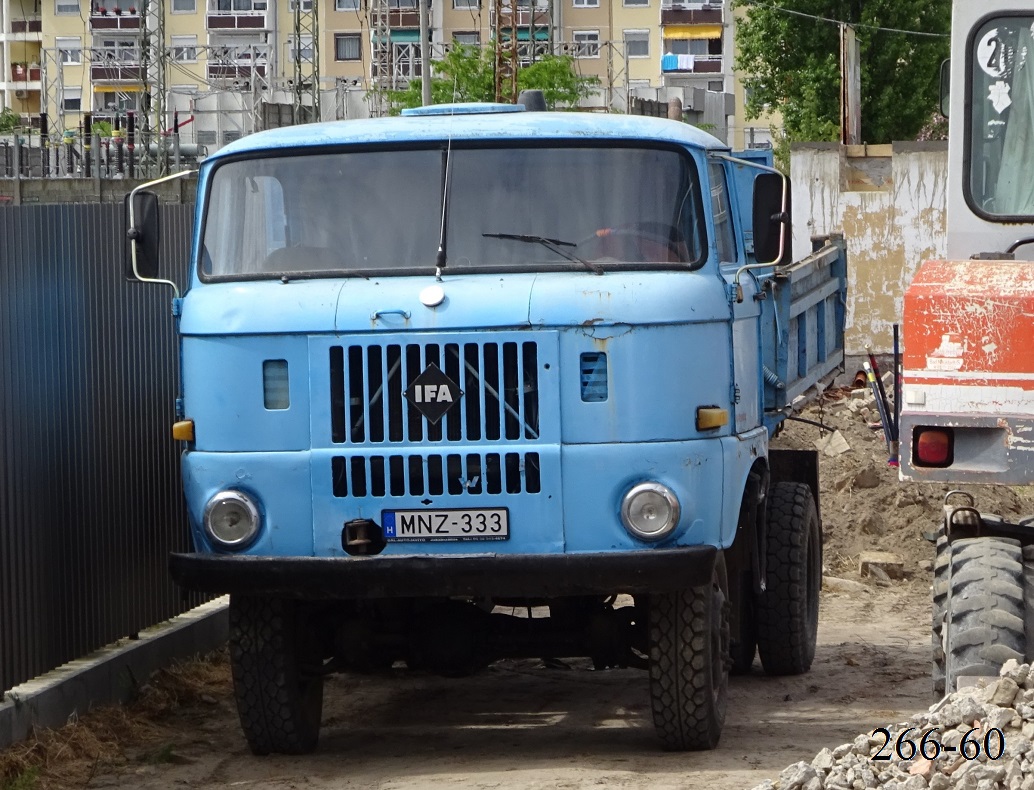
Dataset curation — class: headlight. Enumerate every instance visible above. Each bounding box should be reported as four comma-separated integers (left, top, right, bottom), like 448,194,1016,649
203,490,261,549
620,482,680,541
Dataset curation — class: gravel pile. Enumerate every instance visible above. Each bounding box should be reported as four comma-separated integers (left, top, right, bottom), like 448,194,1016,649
749,660,1034,790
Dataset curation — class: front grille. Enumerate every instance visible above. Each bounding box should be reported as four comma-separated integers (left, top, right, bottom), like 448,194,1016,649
332,452,542,498
330,341,540,444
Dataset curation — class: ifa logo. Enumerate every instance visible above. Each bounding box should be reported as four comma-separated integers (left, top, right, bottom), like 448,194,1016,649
403,363,463,424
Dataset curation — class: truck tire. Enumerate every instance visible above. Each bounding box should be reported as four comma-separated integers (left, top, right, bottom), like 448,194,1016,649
944,537,1025,694
931,528,948,697
755,482,821,676
229,595,324,756
648,552,729,751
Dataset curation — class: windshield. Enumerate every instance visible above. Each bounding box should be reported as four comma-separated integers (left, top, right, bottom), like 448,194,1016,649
200,144,707,278
969,16,1034,217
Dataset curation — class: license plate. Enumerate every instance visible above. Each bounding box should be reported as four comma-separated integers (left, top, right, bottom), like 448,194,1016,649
382,508,509,541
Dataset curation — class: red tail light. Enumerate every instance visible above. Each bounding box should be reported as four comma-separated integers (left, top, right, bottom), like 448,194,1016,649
913,427,954,467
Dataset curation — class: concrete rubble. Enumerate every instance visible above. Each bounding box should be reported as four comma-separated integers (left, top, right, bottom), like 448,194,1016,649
748,660,1034,790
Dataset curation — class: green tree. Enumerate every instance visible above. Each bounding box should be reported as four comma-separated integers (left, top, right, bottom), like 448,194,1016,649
386,44,599,114
0,106,20,133
733,0,951,143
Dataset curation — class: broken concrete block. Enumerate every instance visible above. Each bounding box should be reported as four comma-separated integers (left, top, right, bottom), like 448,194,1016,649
859,551,905,579
815,430,851,457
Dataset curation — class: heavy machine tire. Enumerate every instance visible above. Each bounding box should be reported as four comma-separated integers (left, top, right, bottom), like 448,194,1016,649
648,552,730,751
755,482,821,676
229,595,325,756
944,537,1025,694
931,528,949,697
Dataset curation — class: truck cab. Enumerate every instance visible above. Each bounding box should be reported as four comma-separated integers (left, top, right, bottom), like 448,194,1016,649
127,103,846,753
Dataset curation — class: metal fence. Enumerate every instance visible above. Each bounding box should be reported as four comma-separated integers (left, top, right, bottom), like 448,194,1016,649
0,201,206,695
1,111,204,180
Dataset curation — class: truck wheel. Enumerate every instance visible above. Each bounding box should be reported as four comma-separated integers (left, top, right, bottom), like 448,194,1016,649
229,595,325,755
944,538,1025,693
931,528,948,697
648,553,729,751
755,482,821,676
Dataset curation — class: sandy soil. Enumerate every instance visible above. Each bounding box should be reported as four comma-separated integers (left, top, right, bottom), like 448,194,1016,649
86,583,931,790
10,384,1034,789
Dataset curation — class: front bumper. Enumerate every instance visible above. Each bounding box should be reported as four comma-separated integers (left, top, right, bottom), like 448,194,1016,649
169,546,716,599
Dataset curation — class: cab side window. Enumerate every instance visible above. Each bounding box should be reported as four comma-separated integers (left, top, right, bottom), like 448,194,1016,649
708,162,737,262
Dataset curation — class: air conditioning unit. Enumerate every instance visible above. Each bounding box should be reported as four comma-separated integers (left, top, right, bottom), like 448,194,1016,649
14,89,28,99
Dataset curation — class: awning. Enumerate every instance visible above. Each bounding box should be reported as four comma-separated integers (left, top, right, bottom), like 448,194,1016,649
498,28,551,42
663,24,722,40
93,85,144,92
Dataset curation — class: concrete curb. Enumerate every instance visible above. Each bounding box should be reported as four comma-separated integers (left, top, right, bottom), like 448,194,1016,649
0,597,229,750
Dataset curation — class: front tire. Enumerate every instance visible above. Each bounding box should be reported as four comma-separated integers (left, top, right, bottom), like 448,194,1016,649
229,595,325,755
648,553,730,751
755,482,821,676
944,538,1025,693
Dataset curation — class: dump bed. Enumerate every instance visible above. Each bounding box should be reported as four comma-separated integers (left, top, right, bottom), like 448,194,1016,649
762,236,848,423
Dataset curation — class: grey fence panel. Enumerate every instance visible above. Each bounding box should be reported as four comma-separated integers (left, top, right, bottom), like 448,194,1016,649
0,203,204,694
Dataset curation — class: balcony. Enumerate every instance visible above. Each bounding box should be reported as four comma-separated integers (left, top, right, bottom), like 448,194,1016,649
207,62,267,82
10,63,41,81
90,5,142,28
489,4,551,28
91,62,144,81
10,17,43,37
660,8,722,25
207,0,269,29
660,53,723,74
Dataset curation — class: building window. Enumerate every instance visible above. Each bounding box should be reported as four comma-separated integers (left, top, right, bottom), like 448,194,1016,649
56,37,82,64
666,37,721,56
210,0,267,13
172,0,195,12
288,0,311,9
453,0,477,7
573,0,598,6
624,30,649,58
55,0,79,14
335,0,360,9
94,90,139,112
707,79,724,91
453,31,479,46
335,33,361,60
624,0,648,5
573,30,599,58
388,0,416,7
288,34,314,62
62,87,82,111
95,36,140,62
171,35,198,61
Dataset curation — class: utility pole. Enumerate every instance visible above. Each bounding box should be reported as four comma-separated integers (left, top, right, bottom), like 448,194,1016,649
840,22,861,145
142,0,167,173
370,0,390,116
419,0,431,106
293,0,320,123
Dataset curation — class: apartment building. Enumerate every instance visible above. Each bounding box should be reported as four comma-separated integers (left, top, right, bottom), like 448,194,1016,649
0,0,772,152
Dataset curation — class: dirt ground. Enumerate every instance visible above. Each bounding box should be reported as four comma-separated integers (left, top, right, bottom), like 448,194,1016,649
6,384,1034,790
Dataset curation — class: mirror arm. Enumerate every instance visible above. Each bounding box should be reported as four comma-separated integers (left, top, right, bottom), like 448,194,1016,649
128,170,193,299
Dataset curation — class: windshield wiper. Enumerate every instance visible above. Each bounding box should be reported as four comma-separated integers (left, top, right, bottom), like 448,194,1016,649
482,232,604,276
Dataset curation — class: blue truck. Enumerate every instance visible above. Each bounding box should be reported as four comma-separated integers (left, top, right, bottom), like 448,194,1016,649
126,102,847,753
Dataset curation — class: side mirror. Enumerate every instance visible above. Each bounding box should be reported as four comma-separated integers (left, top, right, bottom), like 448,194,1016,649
939,58,950,118
124,190,160,281
752,171,791,265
